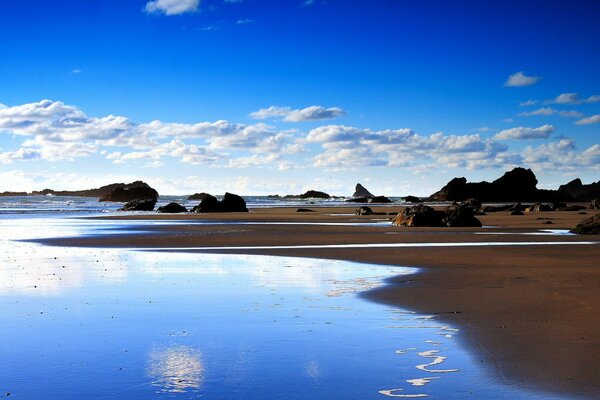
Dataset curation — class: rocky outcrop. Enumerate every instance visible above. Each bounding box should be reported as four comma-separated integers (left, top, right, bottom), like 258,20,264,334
299,190,330,199
192,193,248,213
0,191,28,196
559,179,600,201
157,202,187,213
570,214,600,235
442,204,483,227
296,208,315,212
403,196,423,203
353,183,373,198
392,204,481,227
188,192,211,201
119,198,157,211
99,182,159,202
354,206,373,216
27,181,157,199
393,204,444,227
590,199,600,209
428,168,572,202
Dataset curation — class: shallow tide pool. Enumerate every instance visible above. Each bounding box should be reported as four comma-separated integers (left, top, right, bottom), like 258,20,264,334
0,217,570,399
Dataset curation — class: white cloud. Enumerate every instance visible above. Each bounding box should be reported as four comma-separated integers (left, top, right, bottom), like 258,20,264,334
518,107,582,118
250,105,347,122
504,71,540,87
545,92,600,105
494,124,554,140
575,114,600,125
236,19,254,25
520,99,539,107
144,0,200,15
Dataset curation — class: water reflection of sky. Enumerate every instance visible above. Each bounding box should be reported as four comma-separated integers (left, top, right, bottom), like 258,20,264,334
0,217,571,399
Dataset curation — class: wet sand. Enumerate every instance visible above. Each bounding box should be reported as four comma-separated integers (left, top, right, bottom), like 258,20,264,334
40,206,600,398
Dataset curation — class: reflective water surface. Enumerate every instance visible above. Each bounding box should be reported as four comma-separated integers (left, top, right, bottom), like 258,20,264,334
0,217,571,399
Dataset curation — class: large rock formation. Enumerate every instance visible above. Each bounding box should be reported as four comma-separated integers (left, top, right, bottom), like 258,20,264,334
28,181,158,199
558,179,600,201
570,214,600,235
299,190,330,199
192,193,248,213
99,182,159,202
353,183,373,198
428,168,572,202
403,196,423,203
442,204,483,227
157,202,187,213
118,198,157,211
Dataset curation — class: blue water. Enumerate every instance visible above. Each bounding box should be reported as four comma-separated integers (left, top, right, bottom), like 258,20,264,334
0,216,574,399
0,194,410,217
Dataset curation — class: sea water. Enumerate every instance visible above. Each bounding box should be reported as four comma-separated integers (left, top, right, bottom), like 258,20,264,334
0,216,572,399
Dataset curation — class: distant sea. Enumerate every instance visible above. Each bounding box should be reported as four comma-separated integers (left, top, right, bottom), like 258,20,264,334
0,195,407,217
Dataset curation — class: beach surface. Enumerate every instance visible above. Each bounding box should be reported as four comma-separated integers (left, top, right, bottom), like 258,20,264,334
40,206,600,398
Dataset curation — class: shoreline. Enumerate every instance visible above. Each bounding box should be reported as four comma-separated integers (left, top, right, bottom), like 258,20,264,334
35,206,600,398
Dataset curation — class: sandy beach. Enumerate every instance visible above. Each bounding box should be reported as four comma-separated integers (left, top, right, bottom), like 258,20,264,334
38,206,600,399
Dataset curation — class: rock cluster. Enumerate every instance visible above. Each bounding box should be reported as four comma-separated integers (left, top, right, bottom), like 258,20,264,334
570,214,600,235
392,203,482,227
119,198,157,211
428,168,572,202
100,182,159,202
191,193,248,213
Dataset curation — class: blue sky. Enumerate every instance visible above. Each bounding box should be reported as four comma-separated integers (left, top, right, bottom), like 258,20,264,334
0,0,599,195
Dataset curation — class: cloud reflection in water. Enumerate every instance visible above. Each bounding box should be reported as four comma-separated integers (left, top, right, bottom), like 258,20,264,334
147,345,204,393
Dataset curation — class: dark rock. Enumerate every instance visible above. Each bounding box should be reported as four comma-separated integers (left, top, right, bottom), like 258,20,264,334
30,181,157,199
544,220,554,224
579,211,588,215
483,204,514,213
119,198,156,211
353,183,373,198
345,197,370,203
222,192,249,212
442,204,483,227
403,195,423,203
296,208,315,212
464,198,482,210
552,202,567,210
428,168,572,202
570,214,600,235
157,202,187,213
392,204,444,227
192,193,248,213
355,206,373,216
99,182,158,202
558,179,600,201
0,191,28,196
511,210,524,215
299,190,330,199
188,192,211,201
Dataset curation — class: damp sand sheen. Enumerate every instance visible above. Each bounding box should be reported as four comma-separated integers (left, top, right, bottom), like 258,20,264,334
0,217,593,399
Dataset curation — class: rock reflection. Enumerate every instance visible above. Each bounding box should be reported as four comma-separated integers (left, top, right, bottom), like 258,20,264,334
147,345,204,393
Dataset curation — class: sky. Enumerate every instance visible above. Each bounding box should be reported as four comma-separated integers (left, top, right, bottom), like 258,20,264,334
0,0,599,196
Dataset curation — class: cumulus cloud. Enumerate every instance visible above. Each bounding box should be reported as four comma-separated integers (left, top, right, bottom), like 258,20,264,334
0,99,294,167
504,71,540,87
544,92,600,105
250,105,347,122
305,124,513,170
518,107,582,118
494,124,554,140
575,114,600,125
144,0,200,15
520,99,539,107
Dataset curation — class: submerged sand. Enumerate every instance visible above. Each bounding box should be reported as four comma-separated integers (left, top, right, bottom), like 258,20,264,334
40,206,600,398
